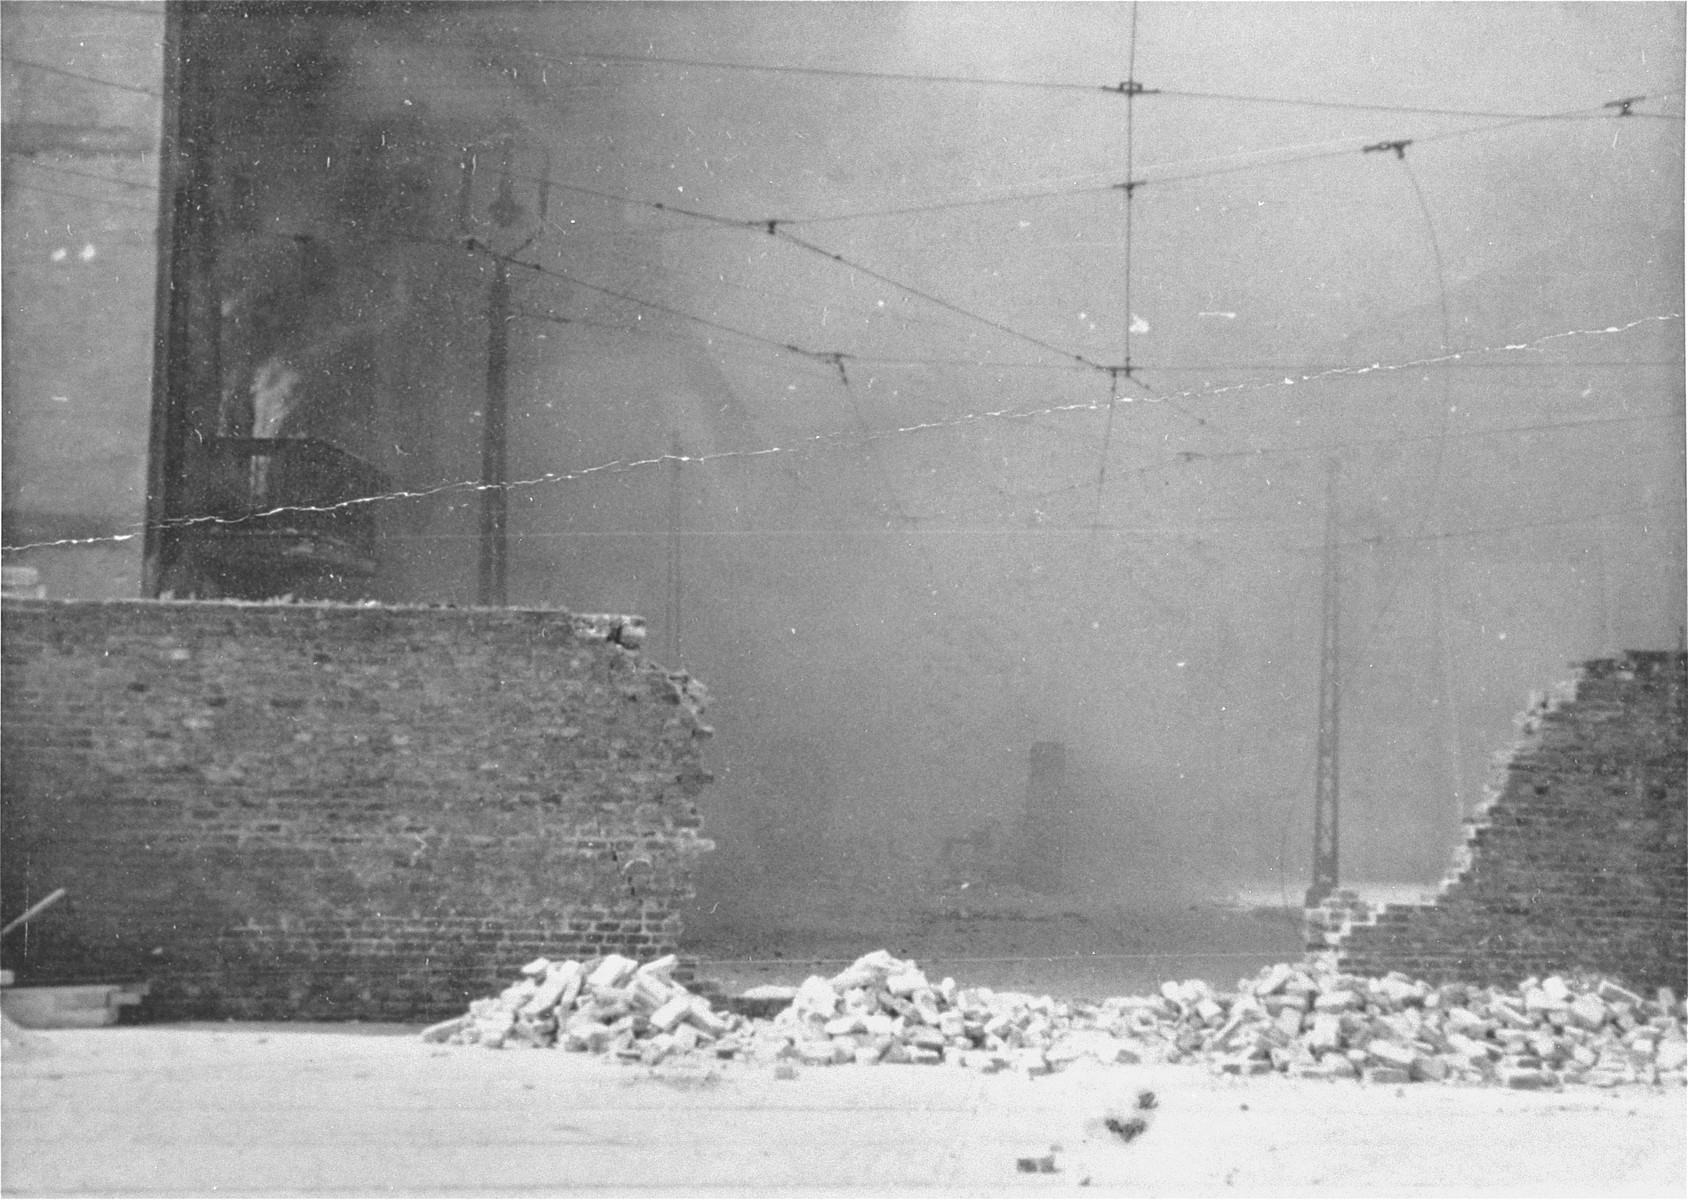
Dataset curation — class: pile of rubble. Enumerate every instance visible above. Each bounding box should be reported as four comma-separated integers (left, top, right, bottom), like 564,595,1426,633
746,948,1138,1072
421,953,740,1065
422,949,1686,1089
1137,960,1685,1089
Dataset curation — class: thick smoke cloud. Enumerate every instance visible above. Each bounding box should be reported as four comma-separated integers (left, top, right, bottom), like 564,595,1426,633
195,2,1684,938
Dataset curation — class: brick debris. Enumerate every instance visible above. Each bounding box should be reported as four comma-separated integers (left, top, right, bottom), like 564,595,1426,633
423,949,1686,1088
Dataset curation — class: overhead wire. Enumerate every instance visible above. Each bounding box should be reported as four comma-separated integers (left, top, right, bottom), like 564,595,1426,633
766,227,1112,371
10,33,1675,565
513,45,1136,96
1349,152,1456,666
106,80,1663,411
453,234,852,371
511,306,838,380
517,44,1684,122
0,56,162,97
1154,85,1682,121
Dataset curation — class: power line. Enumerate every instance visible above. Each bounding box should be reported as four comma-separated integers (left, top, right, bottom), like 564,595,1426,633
515,46,1120,96
773,181,1122,228
512,294,803,359
460,236,918,385
435,206,1121,381
518,44,1684,123
512,305,837,380
769,227,1111,371
526,296,1679,382
1154,85,1682,122
1,56,161,98
513,303,1100,377
520,99,1667,235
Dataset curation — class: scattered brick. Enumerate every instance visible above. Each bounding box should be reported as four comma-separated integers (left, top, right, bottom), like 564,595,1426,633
427,947,1687,1092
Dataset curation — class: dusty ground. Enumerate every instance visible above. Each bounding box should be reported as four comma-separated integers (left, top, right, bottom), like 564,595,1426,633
4,1022,1683,1198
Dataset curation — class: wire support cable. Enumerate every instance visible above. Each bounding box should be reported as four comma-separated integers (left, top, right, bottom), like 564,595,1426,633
459,236,861,375
768,227,1112,371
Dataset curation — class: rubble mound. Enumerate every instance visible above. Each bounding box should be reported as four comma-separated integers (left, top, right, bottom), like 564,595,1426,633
421,954,735,1065
424,950,1687,1088
1149,959,1685,1089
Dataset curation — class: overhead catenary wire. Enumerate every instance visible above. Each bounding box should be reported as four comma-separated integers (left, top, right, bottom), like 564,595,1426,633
515,100,1670,234
394,213,1676,423
1152,85,1682,122
514,295,1681,384
1348,150,1457,664
129,85,1671,399
9,85,1676,558
457,235,862,374
767,227,1112,372
515,43,1685,121
145,93,1674,408
10,17,1682,812
419,223,1121,381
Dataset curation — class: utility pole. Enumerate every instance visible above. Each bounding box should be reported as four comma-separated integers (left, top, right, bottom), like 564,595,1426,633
664,431,684,664
1306,458,1342,908
478,260,509,606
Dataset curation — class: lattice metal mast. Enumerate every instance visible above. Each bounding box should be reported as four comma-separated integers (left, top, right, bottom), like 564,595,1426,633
1306,459,1342,907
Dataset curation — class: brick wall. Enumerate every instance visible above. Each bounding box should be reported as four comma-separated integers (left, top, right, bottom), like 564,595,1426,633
1310,651,1687,992
0,598,714,1020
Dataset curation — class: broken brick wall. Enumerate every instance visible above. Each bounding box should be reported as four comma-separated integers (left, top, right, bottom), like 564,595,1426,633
0,598,713,1020
1311,650,1687,992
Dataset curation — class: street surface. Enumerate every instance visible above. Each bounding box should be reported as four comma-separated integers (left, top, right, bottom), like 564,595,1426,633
4,1022,1683,1197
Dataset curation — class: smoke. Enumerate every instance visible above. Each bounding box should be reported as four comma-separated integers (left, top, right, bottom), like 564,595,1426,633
187,3,1684,932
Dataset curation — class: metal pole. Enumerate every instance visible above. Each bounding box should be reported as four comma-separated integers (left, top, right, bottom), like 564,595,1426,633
1306,459,1341,907
478,261,509,606
665,431,683,663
